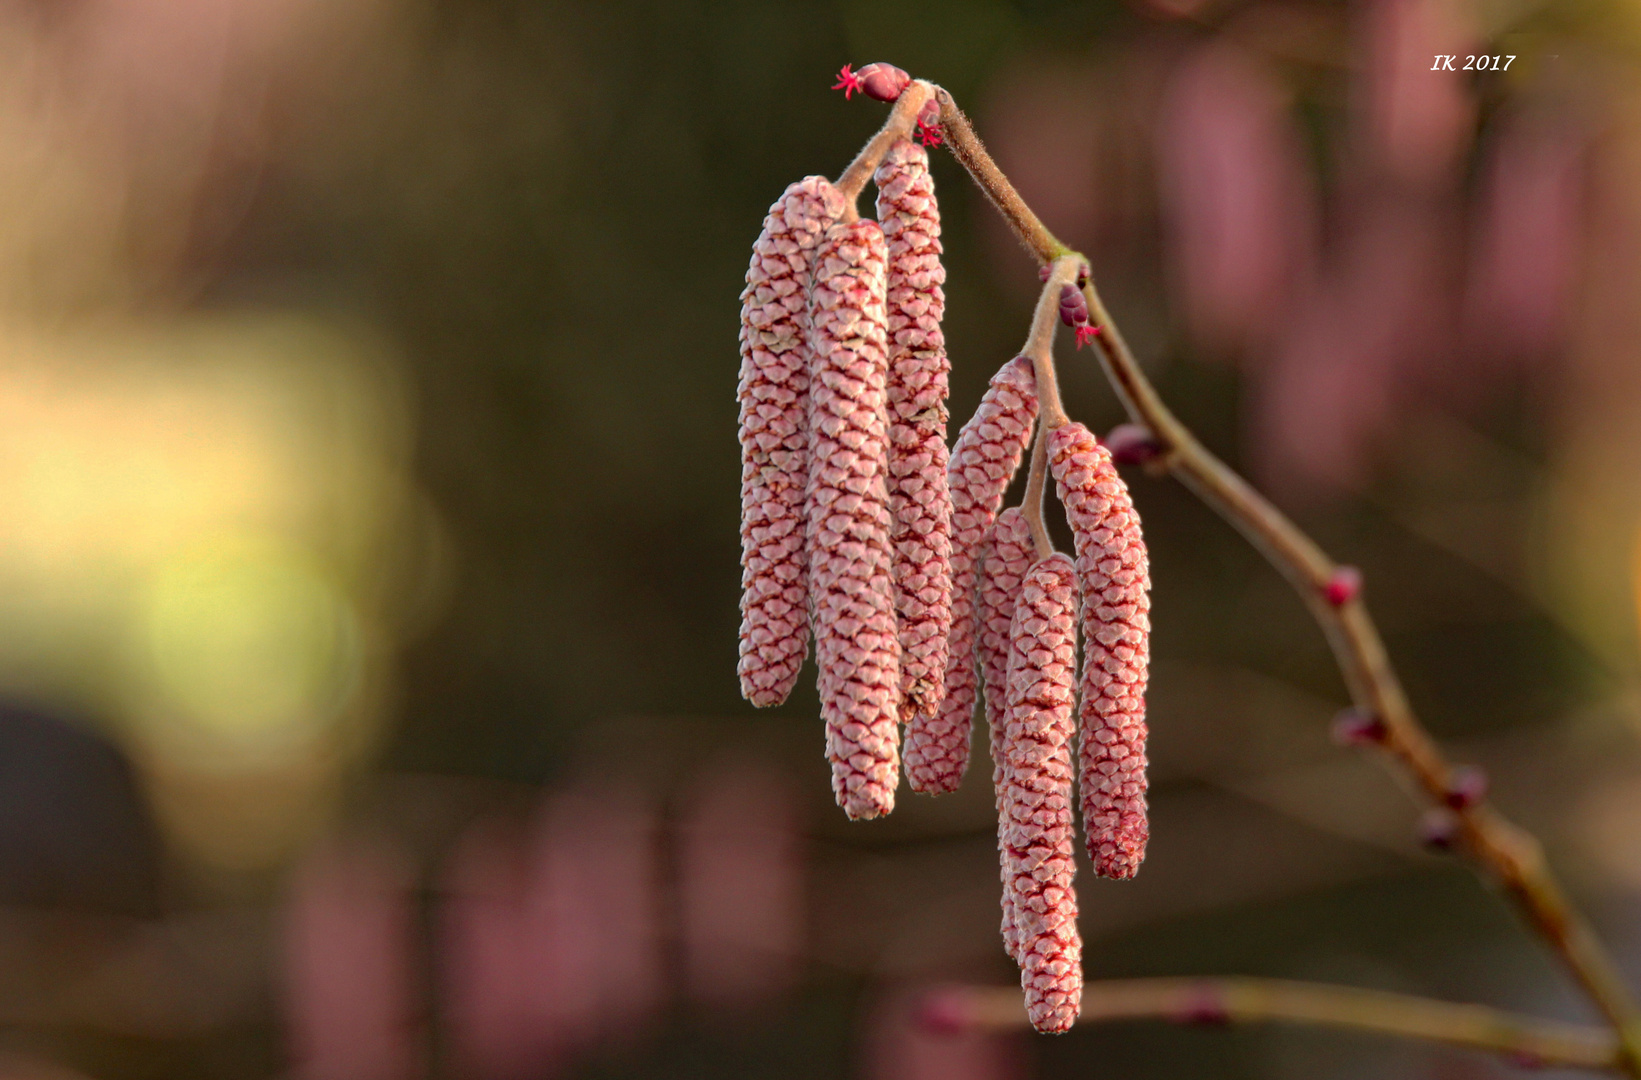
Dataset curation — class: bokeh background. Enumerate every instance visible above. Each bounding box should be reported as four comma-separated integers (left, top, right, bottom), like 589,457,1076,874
0,0,1639,1077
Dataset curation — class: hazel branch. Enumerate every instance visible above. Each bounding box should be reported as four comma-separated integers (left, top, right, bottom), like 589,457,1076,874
836,81,934,220
1015,256,1079,559
929,979,1620,1071
928,79,1641,1074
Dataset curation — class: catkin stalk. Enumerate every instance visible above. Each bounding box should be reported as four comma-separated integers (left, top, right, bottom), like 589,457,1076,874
738,177,847,707
808,218,901,820
904,357,1038,794
1049,423,1151,879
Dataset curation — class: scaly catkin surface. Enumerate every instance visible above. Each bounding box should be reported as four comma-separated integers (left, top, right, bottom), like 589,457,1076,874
905,357,1038,794
978,507,1035,962
808,218,901,820
875,139,953,723
737,176,846,706
1000,553,1082,1033
1049,423,1150,878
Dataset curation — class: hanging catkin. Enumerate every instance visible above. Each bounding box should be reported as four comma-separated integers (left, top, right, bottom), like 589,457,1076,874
737,176,846,707
1048,423,1150,878
903,357,1038,794
999,552,1082,1033
874,139,953,723
808,218,901,820
977,508,1035,737
976,506,1035,962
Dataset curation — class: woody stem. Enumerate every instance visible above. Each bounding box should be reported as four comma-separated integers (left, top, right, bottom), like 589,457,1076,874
1018,256,1078,559
931,80,1641,1075
935,979,1620,1071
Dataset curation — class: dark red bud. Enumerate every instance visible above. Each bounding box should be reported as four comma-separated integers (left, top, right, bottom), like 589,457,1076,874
855,63,911,102
917,97,941,127
914,989,972,1036
1039,265,1052,282
1103,423,1161,466
1419,808,1460,851
1058,283,1089,326
1444,765,1488,810
1325,565,1362,607
1077,261,1091,287
1331,708,1386,747
1174,987,1229,1026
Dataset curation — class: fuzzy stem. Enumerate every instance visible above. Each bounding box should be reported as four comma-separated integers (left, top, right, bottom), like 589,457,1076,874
835,81,935,221
934,87,1069,263
929,79,1641,1074
1017,256,1078,559
936,979,1620,1070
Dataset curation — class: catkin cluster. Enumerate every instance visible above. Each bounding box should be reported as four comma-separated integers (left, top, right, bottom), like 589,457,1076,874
734,65,1151,1033
736,134,954,822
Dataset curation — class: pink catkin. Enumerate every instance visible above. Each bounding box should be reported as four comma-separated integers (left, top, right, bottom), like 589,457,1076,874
977,507,1035,963
875,139,954,723
905,357,1038,794
738,176,847,707
808,218,901,820
1000,553,1082,1034
1048,423,1151,879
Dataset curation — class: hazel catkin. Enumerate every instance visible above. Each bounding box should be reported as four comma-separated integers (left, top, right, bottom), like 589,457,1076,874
875,139,953,724
1048,422,1151,879
902,357,1038,795
976,506,1035,961
808,218,902,820
999,552,1082,1033
737,176,846,707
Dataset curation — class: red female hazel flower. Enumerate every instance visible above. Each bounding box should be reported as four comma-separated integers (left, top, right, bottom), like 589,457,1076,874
875,139,954,723
903,357,1038,794
999,553,1083,1033
808,218,902,820
977,506,1035,960
737,177,846,707
1049,422,1151,879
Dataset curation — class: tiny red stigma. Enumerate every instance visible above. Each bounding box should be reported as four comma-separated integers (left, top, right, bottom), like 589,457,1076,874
832,64,864,99
1074,324,1100,349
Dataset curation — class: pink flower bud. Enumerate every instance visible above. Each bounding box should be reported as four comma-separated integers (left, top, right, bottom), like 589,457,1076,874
1103,423,1161,466
809,218,902,820
876,140,953,724
738,177,846,707
1325,565,1362,607
904,357,1038,795
1049,423,1151,880
1420,808,1460,851
1444,765,1488,810
1057,284,1089,327
856,62,912,102
999,553,1082,1033
1330,708,1386,746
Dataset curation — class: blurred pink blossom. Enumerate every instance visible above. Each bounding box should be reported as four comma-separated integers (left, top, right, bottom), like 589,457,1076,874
1360,0,1476,184
1464,113,1586,365
440,784,663,1078
440,821,542,1079
676,759,803,1011
282,834,423,1080
1156,43,1318,355
864,987,1025,1080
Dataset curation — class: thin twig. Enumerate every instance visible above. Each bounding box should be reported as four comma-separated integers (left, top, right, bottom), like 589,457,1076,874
930,80,1641,1074
835,81,934,219
1016,256,1079,559
932,979,1620,1071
